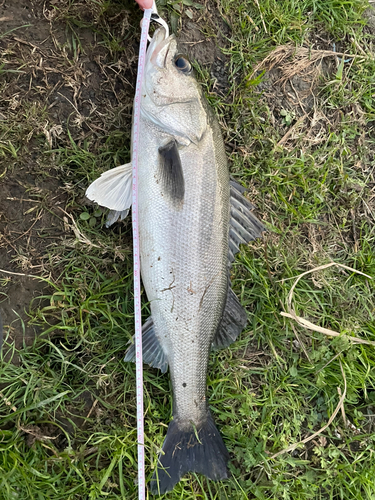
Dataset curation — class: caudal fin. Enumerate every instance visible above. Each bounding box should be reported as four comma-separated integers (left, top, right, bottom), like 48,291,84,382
150,412,229,495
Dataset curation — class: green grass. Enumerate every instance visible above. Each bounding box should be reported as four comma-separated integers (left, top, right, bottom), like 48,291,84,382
1,0,375,498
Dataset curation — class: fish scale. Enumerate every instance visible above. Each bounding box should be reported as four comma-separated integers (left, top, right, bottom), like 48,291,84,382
139,127,229,425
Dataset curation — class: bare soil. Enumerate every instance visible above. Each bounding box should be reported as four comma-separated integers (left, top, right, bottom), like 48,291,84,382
0,0,123,356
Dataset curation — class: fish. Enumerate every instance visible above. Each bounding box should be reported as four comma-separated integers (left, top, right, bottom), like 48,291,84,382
86,26,264,494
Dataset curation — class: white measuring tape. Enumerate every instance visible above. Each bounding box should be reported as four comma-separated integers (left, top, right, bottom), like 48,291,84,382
132,8,151,500
132,4,168,499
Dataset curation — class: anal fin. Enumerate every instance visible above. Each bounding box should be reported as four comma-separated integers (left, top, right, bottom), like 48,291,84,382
212,286,247,350
124,317,168,373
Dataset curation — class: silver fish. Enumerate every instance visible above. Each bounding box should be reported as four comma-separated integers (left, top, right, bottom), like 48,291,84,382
86,27,264,494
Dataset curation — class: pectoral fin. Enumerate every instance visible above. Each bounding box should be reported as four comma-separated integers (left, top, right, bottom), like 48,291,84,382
158,140,184,207
86,162,133,212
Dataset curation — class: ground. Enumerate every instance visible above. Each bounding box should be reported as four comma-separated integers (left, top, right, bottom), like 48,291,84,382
0,0,375,499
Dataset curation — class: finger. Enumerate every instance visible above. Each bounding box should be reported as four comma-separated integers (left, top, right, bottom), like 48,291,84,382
135,0,153,10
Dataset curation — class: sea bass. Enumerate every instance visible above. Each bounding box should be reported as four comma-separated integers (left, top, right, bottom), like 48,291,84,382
86,27,264,494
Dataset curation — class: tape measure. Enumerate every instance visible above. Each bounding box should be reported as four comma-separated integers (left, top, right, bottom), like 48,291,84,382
131,4,168,498
132,7,151,500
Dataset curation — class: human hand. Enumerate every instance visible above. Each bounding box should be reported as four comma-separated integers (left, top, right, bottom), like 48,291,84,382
135,0,153,10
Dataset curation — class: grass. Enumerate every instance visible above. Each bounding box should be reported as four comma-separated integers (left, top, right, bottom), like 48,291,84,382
1,0,375,498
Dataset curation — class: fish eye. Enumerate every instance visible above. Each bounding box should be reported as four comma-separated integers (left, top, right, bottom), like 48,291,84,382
174,55,192,74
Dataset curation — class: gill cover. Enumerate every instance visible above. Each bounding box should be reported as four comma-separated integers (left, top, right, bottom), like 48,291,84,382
141,27,207,145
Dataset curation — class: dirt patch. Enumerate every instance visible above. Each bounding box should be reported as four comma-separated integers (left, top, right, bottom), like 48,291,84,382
0,175,67,357
174,0,231,94
178,18,230,94
255,43,339,121
0,0,138,359
0,1,136,138
252,37,370,153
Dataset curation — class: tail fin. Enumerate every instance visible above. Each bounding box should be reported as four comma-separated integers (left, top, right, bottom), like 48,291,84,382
150,412,229,495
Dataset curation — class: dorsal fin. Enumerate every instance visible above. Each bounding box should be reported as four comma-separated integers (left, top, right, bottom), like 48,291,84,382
212,285,247,350
212,180,264,350
228,179,264,264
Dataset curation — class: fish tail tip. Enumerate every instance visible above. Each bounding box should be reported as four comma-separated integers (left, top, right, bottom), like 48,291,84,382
150,413,229,494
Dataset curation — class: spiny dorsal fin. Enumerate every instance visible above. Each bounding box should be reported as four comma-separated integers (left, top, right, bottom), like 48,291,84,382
228,179,264,264
212,286,247,350
124,317,168,373
158,140,184,207
216,180,264,348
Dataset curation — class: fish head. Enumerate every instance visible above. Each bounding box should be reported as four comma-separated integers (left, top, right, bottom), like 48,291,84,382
142,27,207,145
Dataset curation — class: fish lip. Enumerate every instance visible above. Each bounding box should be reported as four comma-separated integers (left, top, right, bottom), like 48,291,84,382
163,44,171,68
148,27,174,69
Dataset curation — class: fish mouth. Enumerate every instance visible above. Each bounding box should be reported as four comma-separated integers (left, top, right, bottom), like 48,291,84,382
147,27,174,69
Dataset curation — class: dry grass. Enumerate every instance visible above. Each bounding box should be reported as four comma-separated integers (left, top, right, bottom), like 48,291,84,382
249,44,367,82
